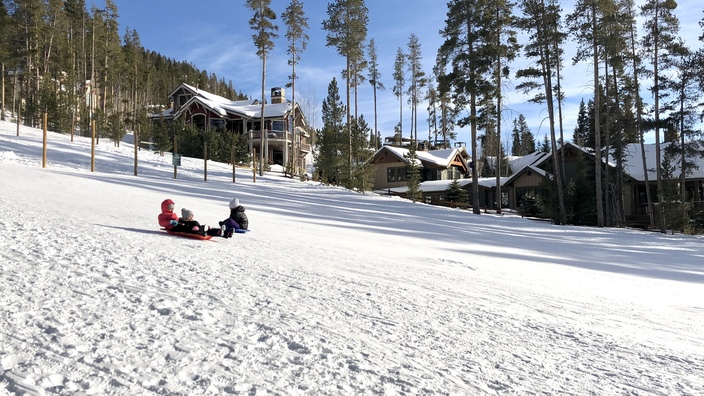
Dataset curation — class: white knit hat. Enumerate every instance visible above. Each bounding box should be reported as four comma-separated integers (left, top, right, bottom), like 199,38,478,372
181,208,193,219
229,198,240,209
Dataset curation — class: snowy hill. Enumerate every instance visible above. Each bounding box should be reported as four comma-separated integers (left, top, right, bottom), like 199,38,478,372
1,120,703,395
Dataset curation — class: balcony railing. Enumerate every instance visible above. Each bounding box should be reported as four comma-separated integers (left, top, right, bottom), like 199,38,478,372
248,130,310,153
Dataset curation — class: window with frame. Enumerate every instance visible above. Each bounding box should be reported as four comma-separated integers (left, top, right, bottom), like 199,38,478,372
178,94,190,107
387,167,407,182
210,118,225,129
272,120,285,131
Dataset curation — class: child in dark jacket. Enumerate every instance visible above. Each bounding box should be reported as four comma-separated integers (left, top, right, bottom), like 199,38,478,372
172,208,208,235
159,199,222,237
219,198,249,238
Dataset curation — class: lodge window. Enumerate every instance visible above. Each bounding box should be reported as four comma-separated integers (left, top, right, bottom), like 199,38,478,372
178,94,190,107
210,118,225,129
272,120,285,131
387,167,407,182
192,114,206,130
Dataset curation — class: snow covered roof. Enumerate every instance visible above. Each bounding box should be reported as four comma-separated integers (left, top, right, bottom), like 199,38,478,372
508,151,548,172
156,83,299,122
384,176,510,194
375,146,470,169
622,141,704,181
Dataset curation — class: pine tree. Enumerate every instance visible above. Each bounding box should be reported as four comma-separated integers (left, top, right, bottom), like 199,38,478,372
540,134,550,153
486,0,519,213
404,145,423,202
0,1,9,121
519,115,535,155
350,114,375,192
282,0,309,176
406,34,426,145
516,0,567,224
323,0,368,187
315,78,346,185
367,38,384,149
445,178,469,205
662,43,703,232
511,119,521,156
640,0,681,233
245,0,278,176
439,0,495,215
392,47,406,139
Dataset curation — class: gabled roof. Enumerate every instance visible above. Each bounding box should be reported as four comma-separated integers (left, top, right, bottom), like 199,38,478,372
623,141,704,181
155,83,303,123
373,145,470,169
504,165,549,186
484,151,548,174
508,151,549,172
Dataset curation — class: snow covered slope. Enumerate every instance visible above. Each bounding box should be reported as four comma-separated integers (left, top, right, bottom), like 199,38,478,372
1,121,703,395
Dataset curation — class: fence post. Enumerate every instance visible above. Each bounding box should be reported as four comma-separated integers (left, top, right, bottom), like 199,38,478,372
42,112,47,168
91,120,96,172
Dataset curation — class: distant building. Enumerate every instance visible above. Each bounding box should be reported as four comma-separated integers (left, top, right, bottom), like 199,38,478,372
377,141,704,228
370,145,471,192
150,83,310,170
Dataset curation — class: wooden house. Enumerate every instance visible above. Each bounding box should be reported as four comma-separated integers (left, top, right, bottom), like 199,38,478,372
371,146,471,193
151,83,310,170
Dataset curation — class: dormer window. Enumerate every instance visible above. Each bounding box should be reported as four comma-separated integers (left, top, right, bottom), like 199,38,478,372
178,94,191,107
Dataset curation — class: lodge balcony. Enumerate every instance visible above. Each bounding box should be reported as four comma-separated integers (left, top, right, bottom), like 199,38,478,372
248,129,311,153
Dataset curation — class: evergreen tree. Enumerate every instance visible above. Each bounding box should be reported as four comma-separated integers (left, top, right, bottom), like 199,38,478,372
367,38,384,149
426,74,440,147
315,78,346,185
282,0,309,176
404,145,423,202
486,0,519,213
660,144,689,233
392,47,406,139
519,118,535,155
406,33,426,144
434,59,458,148
151,119,171,155
438,0,495,215
511,118,522,156
445,178,469,204
621,0,655,228
246,0,278,175
350,114,375,192
573,99,590,147
640,0,681,233
663,43,704,231
323,0,368,187
568,0,605,226
0,1,9,120
564,153,597,225
516,0,567,224
539,134,550,153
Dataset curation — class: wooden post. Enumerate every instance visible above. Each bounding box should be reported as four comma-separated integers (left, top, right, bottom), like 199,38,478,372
42,112,47,168
91,120,96,172
252,148,257,183
1,62,4,121
16,103,20,136
173,134,178,179
133,125,138,176
232,144,236,183
204,140,208,182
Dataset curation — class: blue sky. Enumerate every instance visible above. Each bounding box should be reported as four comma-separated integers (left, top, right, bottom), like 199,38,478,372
92,0,703,147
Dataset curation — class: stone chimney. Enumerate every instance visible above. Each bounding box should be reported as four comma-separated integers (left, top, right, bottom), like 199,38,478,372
271,87,285,104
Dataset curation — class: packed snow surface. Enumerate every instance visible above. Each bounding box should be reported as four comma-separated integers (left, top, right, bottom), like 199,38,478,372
1,121,703,395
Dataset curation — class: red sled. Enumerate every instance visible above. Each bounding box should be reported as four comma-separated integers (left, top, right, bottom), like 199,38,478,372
163,229,213,240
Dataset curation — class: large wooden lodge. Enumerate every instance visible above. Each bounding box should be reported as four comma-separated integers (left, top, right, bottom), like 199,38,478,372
151,83,310,171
